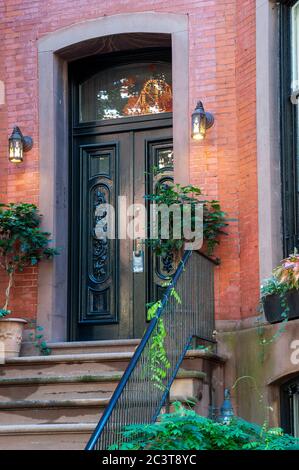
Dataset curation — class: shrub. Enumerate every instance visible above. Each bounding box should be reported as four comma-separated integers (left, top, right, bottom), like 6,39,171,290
0,203,58,317
110,403,299,451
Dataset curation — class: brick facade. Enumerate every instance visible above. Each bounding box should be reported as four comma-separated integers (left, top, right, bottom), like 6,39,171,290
0,0,259,327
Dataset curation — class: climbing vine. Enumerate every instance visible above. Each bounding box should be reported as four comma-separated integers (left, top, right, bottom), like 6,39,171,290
147,301,170,391
146,285,182,390
28,324,52,356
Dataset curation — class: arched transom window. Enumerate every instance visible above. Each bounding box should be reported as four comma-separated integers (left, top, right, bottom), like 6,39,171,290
79,61,172,122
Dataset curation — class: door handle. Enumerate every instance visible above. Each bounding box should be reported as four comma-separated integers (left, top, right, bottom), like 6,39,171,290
291,89,299,105
132,238,144,273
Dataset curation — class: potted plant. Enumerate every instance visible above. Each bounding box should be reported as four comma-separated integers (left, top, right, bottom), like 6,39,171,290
145,182,227,263
0,203,58,358
261,251,299,324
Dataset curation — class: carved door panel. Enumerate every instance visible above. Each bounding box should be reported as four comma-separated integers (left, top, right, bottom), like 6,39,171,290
133,130,174,337
70,132,132,340
69,127,173,341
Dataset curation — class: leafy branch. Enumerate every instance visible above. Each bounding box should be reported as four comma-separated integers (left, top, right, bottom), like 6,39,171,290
0,203,59,316
147,301,170,391
145,182,227,258
146,286,182,391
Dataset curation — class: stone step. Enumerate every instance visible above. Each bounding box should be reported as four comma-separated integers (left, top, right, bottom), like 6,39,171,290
0,347,224,450
0,369,206,402
0,423,95,450
0,372,121,401
0,369,205,426
1,352,133,378
21,339,140,357
0,397,109,425
1,349,214,379
0,346,225,449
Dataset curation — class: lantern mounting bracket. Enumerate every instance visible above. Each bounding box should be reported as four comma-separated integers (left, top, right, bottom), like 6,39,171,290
197,101,215,128
205,112,215,129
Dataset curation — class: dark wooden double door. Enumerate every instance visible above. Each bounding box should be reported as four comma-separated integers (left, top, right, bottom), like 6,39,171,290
69,118,174,341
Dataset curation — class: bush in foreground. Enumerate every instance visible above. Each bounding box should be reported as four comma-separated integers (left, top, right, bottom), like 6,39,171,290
110,403,299,451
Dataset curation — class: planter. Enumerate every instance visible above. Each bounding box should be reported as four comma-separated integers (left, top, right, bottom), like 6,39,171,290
263,290,299,324
0,318,27,359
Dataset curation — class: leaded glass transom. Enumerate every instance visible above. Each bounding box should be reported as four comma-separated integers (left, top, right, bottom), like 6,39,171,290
79,62,172,122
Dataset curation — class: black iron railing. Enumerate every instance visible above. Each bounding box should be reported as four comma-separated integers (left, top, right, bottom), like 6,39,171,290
85,250,216,450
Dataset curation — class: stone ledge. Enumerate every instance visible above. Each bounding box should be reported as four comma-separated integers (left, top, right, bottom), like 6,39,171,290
0,368,206,386
0,422,95,435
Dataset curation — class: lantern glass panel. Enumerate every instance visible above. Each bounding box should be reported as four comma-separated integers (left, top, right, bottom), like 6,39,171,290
9,137,23,163
192,112,206,140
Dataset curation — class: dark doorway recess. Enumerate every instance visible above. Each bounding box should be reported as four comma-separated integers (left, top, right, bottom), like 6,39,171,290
68,49,174,341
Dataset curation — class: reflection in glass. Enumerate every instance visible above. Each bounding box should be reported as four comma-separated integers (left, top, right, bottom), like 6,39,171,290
79,62,172,122
157,148,174,170
90,154,110,177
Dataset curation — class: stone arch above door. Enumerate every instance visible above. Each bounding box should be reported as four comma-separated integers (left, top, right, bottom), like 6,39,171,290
37,13,189,341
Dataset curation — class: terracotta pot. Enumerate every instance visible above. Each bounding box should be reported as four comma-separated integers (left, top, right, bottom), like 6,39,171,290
0,318,27,359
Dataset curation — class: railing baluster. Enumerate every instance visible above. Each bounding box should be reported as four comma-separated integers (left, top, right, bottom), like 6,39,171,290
85,251,217,450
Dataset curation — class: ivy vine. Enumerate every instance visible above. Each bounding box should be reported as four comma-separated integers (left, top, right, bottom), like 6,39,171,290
146,286,182,391
28,324,51,356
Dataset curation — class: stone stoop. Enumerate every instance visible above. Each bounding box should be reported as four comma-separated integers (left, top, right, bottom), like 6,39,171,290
0,340,225,450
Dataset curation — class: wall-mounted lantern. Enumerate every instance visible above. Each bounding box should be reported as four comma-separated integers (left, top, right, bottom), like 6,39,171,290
191,101,214,141
8,126,33,163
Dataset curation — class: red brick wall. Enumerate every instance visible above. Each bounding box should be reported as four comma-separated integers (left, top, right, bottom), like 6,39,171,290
236,0,259,319
0,0,259,325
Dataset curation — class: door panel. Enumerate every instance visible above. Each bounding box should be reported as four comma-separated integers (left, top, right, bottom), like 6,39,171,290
146,139,176,303
69,126,173,341
81,143,118,324
70,132,133,340
133,130,174,337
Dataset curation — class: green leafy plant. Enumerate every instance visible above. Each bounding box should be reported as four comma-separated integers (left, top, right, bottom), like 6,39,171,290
146,286,182,390
259,276,289,353
145,182,227,258
261,250,299,302
260,276,289,299
258,251,299,354
0,203,58,317
29,325,51,356
110,403,299,450
147,301,170,390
